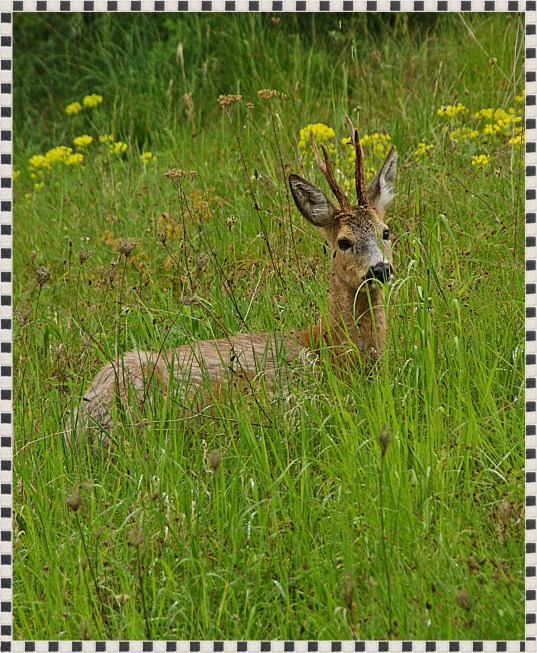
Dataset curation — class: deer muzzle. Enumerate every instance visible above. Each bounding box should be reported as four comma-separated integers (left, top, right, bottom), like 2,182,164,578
366,262,393,284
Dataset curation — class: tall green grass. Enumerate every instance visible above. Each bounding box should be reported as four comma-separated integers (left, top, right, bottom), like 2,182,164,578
14,13,524,640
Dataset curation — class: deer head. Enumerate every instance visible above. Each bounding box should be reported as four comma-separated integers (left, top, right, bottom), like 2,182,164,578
289,117,397,294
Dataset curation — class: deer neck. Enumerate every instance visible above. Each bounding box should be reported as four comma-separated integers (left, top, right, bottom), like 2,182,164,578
326,270,387,361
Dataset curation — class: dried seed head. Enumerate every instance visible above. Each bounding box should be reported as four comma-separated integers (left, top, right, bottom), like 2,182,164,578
208,449,222,473
182,92,194,115
217,94,243,107
107,261,117,283
379,424,390,458
157,230,167,244
165,168,197,180
127,525,144,548
66,489,82,512
35,266,50,288
257,89,287,101
456,588,471,611
78,248,91,265
246,103,254,110
119,238,138,258
341,580,355,611
497,500,512,525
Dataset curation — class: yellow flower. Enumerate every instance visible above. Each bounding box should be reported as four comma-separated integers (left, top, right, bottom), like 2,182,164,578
73,135,93,149
437,103,467,119
471,154,491,166
413,142,435,158
140,151,156,163
65,153,84,166
45,146,74,164
65,101,82,115
344,132,391,161
483,123,501,136
98,133,115,144
515,90,525,104
28,154,50,170
298,123,335,150
110,141,128,156
449,128,479,141
508,134,525,145
83,94,104,108
34,181,44,190
13,169,20,181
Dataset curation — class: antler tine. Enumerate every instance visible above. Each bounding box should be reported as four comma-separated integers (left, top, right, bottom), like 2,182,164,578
309,129,350,209
345,115,369,207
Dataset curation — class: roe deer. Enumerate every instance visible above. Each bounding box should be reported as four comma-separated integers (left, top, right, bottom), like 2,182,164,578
67,117,397,446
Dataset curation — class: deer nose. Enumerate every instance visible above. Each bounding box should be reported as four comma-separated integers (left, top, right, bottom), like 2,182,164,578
368,262,392,283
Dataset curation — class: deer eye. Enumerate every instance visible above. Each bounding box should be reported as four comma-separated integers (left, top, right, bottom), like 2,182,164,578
338,239,352,251
382,229,390,241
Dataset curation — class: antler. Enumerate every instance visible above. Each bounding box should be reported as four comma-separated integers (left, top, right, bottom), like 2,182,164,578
309,129,350,210
345,115,369,207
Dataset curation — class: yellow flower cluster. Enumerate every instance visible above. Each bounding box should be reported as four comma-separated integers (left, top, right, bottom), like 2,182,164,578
343,132,392,162
298,123,336,153
110,141,128,156
437,103,468,118
99,134,115,144
508,133,525,145
65,101,82,116
449,127,479,141
413,142,435,158
73,135,94,149
471,154,491,166
65,94,103,115
83,94,103,108
140,151,156,163
515,90,525,104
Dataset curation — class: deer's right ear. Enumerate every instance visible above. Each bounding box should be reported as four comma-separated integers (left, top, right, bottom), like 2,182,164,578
289,174,339,227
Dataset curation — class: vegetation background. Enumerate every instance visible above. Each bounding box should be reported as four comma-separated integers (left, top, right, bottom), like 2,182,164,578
13,12,525,641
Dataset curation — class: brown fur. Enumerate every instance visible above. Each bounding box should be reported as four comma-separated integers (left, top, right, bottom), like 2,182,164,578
66,121,397,447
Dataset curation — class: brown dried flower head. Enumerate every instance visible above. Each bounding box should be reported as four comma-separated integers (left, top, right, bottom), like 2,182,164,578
107,261,118,283
66,489,82,512
165,168,198,181
257,89,287,101
246,103,254,110
208,449,222,473
379,423,390,458
35,266,50,288
78,248,91,265
217,94,243,107
119,238,139,257
127,525,144,548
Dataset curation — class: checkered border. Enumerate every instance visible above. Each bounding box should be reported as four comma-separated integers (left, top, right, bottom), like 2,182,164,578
4,0,535,650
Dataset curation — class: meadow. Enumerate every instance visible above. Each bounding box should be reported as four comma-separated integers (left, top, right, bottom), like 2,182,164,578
13,13,525,641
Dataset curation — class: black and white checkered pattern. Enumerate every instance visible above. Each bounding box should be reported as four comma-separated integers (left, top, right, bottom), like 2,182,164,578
4,0,535,650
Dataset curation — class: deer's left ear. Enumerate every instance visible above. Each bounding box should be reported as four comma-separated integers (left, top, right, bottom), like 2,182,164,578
366,147,397,217
289,174,339,227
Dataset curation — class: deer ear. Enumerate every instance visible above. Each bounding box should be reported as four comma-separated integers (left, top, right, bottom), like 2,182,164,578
289,174,339,227
366,146,397,217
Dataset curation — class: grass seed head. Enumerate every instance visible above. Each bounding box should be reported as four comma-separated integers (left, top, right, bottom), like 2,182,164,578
379,423,390,458
127,525,144,548
456,588,471,611
66,489,82,512
497,500,512,525
208,449,222,473
35,266,50,288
